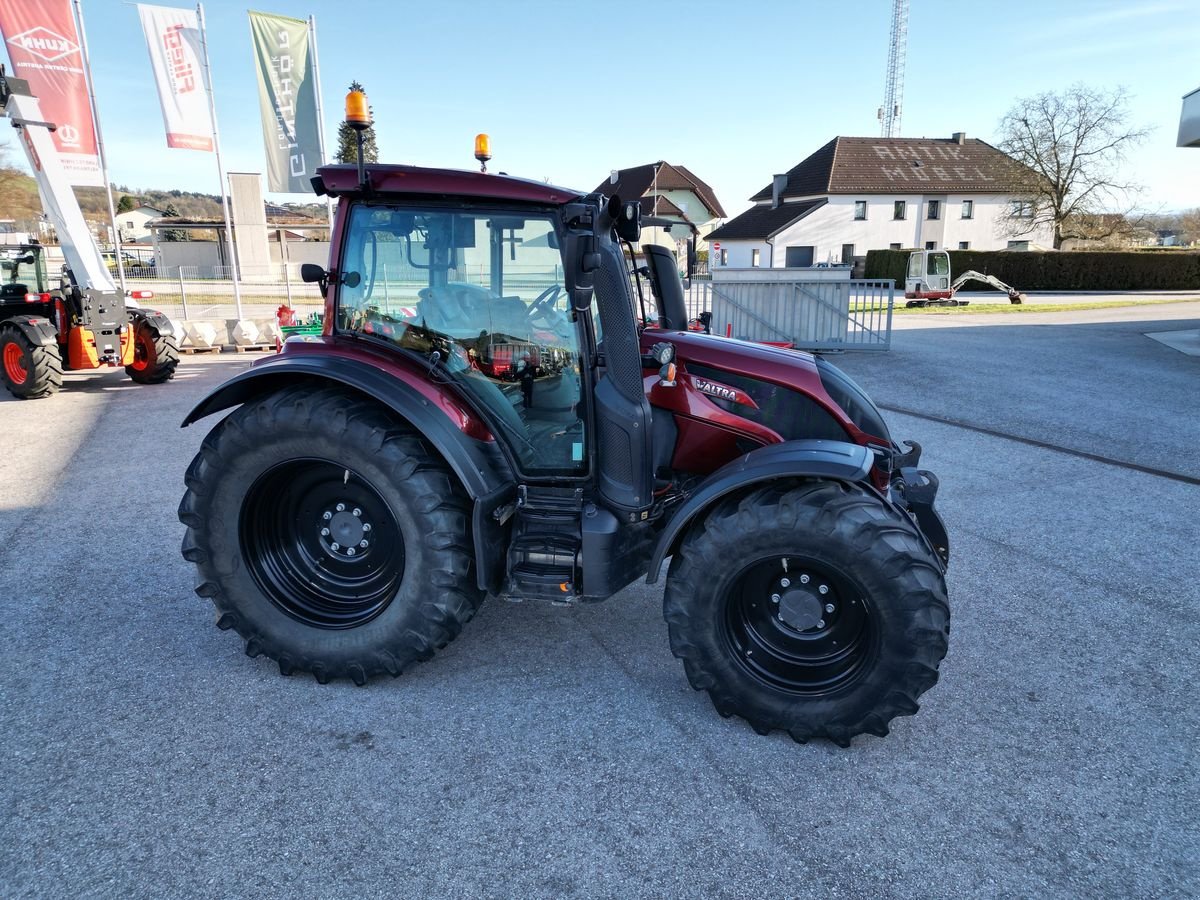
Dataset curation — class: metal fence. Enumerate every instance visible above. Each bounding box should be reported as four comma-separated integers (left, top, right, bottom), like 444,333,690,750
682,279,894,351
119,264,326,325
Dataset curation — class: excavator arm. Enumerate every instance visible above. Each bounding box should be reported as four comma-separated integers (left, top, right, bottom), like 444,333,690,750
950,270,1025,304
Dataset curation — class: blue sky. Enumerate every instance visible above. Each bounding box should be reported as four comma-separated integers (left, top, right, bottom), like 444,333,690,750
4,0,1199,215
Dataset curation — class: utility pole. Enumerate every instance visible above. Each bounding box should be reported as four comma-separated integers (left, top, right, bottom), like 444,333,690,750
878,0,909,138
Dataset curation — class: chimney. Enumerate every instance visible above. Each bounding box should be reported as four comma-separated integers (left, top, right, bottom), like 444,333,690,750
771,174,787,209
952,132,966,145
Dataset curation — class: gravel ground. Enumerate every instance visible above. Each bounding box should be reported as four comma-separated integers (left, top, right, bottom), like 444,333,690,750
0,305,1196,898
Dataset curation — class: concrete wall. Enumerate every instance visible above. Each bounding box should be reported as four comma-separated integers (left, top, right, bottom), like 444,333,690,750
228,173,272,282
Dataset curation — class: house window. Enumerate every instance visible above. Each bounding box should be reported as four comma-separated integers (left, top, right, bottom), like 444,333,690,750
958,241,970,250
853,201,867,220
925,241,936,250
750,248,760,267
720,249,728,266
889,243,902,250
961,200,974,219
1006,240,1030,250
893,201,906,220
1011,201,1035,219
927,200,940,220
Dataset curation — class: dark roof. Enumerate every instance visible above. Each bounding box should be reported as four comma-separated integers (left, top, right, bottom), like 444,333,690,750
707,199,826,242
638,194,690,220
750,136,1029,199
594,161,726,218
318,164,582,205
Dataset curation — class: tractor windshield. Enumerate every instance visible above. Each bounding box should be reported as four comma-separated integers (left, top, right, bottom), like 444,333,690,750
336,205,586,475
0,247,44,293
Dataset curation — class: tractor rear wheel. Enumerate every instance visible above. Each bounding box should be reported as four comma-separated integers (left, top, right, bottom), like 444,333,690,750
125,319,179,384
663,480,949,746
178,386,484,684
1,327,62,399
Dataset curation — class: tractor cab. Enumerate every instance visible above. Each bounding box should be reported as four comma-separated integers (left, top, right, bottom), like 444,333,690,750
0,245,49,302
905,249,952,300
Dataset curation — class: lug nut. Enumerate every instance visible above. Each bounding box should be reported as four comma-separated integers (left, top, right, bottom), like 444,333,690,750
770,594,781,604
825,603,835,614
347,548,356,557
362,523,372,533
331,542,340,551
352,508,362,517
321,527,330,537
800,574,810,584
780,577,791,588
359,539,369,548
323,511,332,521
336,503,346,512
819,584,829,595
817,619,826,629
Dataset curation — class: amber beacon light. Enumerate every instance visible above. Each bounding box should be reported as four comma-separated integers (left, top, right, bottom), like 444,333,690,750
345,89,370,129
474,133,491,173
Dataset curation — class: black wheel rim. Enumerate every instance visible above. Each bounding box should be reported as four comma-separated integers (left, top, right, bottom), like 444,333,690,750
241,459,404,629
721,555,877,695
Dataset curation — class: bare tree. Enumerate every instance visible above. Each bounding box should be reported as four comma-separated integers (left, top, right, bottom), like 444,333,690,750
996,85,1151,249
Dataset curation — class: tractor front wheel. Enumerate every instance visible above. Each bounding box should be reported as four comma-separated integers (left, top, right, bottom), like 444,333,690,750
663,480,949,746
125,319,179,384
178,386,484,684
1,327,62,399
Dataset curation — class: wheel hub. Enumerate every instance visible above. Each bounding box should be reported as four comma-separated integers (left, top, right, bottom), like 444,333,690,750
321,505,370,557
778,588,824,631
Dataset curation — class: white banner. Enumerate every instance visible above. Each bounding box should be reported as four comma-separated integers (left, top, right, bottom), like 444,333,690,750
137,4,212,151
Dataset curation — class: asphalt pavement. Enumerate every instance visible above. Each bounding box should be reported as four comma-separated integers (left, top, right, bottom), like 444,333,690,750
0,305,1196,898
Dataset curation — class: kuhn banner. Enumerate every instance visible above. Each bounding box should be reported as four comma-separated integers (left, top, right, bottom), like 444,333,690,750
137,4,212,151
0,0,102,186
248,11,321,193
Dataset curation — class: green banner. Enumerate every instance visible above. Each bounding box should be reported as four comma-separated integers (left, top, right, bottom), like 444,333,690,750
248,10,322,193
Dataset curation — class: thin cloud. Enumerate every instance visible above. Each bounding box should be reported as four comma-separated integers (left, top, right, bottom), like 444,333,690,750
1033,1,1189,40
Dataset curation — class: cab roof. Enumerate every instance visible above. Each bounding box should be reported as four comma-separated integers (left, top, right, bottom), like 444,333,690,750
315,164,581,206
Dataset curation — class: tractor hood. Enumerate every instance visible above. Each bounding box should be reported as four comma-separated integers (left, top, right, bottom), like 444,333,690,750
640,329,893,447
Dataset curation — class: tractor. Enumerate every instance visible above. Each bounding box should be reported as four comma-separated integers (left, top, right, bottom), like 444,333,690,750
179,103,949,745
0,242,178,399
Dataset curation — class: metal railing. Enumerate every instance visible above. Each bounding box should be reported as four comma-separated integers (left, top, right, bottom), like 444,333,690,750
121,264,326,324
683,279,894,351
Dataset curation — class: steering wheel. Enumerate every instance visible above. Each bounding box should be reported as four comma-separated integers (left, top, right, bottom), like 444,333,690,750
527,284,564,320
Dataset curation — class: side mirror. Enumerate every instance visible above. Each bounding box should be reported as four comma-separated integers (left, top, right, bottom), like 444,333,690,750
300,263,326,284
610,195,641,243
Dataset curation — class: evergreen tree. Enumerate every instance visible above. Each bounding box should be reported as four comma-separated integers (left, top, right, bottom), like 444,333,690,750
161,203,186,242
335,80,379,164
116,194,136,214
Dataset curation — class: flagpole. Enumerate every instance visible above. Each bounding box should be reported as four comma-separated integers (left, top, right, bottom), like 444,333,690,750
72,0,125,291
196,1,243,319
307,14,334,230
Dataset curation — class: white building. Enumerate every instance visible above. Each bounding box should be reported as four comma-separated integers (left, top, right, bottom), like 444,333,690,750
708,134,1054,269
594,161,726,260
113,205,165,244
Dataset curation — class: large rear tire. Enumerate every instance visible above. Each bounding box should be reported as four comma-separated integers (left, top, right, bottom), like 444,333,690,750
178,386,484,684
664,480,949,746
125,319,179,385
1,326,62,399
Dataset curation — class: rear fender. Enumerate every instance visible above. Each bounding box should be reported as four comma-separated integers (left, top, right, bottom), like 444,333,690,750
181,354,515,593
645,440,873,584
129,307,175,336
2,315,57,347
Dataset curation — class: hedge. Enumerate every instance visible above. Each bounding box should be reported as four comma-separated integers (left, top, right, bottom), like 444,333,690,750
863,249,1200,291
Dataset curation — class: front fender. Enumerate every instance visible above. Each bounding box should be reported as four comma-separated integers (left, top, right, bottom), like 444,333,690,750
645,440,873,585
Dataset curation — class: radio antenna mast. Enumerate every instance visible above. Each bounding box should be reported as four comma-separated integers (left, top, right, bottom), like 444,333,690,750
878,0,909,137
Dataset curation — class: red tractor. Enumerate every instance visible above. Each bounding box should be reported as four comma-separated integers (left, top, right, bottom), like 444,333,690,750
179,130,949,745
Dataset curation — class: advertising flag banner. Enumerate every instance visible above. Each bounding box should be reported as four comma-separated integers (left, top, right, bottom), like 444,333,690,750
0,0,103,186
137,4,213,151
248,11,321,192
